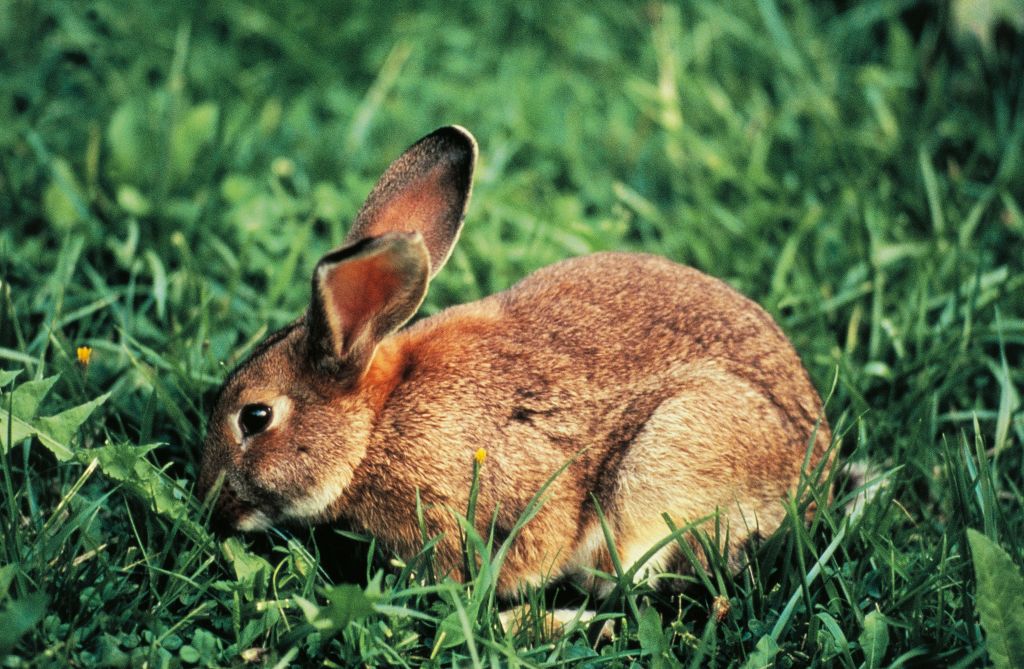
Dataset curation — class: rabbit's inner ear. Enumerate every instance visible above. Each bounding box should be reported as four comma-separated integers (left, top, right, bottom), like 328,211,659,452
307,233,429,374
345,126,476,278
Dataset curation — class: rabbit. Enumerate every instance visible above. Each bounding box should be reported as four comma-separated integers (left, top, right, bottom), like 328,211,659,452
198,126,832,601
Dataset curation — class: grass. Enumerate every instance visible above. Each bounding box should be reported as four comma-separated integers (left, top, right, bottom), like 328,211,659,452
1,0,1023,666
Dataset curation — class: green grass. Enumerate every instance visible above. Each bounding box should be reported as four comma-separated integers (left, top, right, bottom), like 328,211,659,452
2,0,1024,666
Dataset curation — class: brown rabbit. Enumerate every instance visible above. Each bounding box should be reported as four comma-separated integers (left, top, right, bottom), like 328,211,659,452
199,126,831,600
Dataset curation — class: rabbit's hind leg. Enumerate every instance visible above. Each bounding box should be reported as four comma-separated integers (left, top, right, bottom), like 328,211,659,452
605,373,796,583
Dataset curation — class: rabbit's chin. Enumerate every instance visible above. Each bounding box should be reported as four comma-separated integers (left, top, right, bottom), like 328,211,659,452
281,478,347,523
236,509,274,532
223,481,347,533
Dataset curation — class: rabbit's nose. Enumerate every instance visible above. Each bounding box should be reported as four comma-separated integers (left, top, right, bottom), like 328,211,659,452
202,476,244,536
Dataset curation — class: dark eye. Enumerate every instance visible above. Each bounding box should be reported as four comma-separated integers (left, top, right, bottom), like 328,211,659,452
239,404,272,437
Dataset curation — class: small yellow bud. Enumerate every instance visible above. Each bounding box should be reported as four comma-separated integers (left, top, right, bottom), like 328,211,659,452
76,346,92,366
474,448,487,464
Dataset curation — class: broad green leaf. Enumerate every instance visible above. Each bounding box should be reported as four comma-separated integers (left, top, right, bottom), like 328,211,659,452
95,634,130,667
222,537,271,588
741,635,781,669
859,610,889,669
434,576,480,649
0,592,48,657
968,529,1024,669
9,376,57,419
0,564,16,600
90,442,204,542
91,442,160,480
0,375,202,546
438,610,468,648
320,581,379,629
0,370,20,388
298,576,381,637
0,413,37,450
637,606,677,669
638,606,667,654
36,392,110,448
178,645,200,664
107,101,146,177
190,629,219,663
0,374,108,461
42,158,87,230
171,102,219,180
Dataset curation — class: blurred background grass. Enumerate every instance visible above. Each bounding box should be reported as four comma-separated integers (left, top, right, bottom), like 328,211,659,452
1,0,1023,666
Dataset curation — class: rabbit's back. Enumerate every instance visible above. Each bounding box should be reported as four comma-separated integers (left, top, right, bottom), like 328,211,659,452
396,252,825,459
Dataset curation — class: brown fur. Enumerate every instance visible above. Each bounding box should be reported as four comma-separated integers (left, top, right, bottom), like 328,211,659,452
199,126,831,597
347,126,474,275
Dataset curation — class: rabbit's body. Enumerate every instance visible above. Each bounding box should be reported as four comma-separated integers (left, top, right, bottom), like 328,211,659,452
334,252,828,594
200,127,831,600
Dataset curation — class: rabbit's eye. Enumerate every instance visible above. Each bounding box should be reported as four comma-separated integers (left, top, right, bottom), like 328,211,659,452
239,404,272,437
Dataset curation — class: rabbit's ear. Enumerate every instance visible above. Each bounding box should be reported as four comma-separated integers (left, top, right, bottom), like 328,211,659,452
307,232,429,375
345,126,476,278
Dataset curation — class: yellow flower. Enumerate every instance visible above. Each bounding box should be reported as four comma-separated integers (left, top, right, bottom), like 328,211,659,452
474,447,487,464
76,346,92,366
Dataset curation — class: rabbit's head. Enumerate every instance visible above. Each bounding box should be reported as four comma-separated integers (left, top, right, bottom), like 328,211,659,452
199,127,477,531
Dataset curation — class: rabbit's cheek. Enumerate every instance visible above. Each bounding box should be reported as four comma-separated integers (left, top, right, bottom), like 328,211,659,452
280,441,359,521
244,442,307,494
282,475,347,522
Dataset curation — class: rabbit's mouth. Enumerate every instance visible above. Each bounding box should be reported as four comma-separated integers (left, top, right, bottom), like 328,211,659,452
206,474,285,535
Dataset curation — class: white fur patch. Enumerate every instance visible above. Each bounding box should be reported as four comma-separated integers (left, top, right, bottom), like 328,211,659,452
284,479,345,521
229,416,243,448
497,605,613,640
237,510,272,532
621,540,677,586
